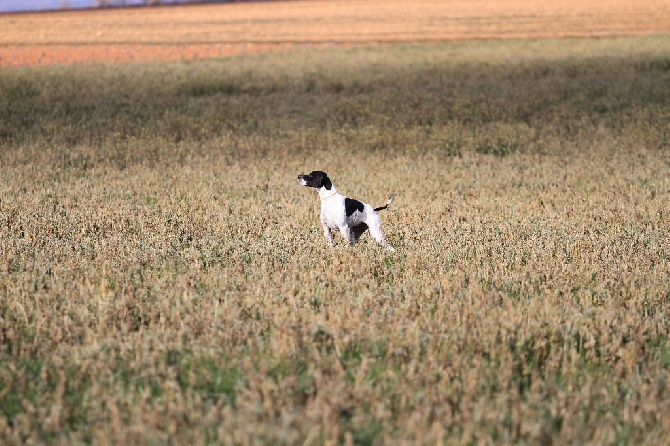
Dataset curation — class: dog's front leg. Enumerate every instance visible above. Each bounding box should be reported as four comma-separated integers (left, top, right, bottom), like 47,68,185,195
320,217,334,247
338,225,351,245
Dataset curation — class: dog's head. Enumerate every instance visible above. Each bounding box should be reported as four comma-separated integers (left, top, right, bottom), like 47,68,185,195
298,171,333,190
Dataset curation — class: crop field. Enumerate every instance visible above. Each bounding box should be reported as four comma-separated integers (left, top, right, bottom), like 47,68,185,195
2,0,670,66
1,1,670,445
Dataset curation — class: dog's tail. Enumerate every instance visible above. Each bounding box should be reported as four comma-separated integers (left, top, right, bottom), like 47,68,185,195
374,195,394,212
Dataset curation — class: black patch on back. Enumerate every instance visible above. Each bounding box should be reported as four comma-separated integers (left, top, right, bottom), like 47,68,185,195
345,198,364,217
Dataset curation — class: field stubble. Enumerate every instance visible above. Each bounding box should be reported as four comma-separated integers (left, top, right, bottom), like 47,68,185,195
1,0,670,66
1,36,670,443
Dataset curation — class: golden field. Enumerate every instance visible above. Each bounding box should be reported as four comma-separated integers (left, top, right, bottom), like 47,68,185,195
1,0,670,65
1,2,670,444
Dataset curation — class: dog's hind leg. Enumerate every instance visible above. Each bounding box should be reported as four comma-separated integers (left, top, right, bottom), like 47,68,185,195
368,215,394,252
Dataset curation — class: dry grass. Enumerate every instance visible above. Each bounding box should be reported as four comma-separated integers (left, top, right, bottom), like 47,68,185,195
2,0,670,66
1,35,670,444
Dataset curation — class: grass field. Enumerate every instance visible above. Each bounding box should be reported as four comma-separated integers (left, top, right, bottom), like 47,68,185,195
1,24,670,446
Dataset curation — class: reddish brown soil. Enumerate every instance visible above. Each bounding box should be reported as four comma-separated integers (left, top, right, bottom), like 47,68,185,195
1,0,669,67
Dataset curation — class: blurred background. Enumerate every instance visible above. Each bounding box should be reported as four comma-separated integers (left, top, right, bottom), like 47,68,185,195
1,0,231,13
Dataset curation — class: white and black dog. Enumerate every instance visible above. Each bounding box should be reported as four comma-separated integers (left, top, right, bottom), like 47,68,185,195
298,171,394,251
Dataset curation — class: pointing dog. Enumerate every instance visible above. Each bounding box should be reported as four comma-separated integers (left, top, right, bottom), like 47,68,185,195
298,171,394,251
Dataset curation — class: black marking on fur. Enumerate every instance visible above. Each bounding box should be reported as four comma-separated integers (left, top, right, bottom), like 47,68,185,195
374,195,394,212
320,175,332,190
351,223,368,241
299,171,332,190
345,198,364,217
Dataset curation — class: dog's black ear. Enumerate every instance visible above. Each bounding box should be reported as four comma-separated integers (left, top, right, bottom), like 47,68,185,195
321,176,332,190
310,171,332,190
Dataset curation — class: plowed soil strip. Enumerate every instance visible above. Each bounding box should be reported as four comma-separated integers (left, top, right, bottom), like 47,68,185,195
1,0,669,67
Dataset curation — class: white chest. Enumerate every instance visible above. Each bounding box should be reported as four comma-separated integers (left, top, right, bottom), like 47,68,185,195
320,196,346,229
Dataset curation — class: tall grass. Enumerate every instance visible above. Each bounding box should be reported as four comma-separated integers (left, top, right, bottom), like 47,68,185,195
1,36,669,444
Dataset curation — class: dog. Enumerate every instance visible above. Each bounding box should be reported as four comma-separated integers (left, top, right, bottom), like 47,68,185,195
298,171,394,251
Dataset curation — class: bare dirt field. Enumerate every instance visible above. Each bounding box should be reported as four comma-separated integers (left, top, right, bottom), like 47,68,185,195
1,0,670,66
